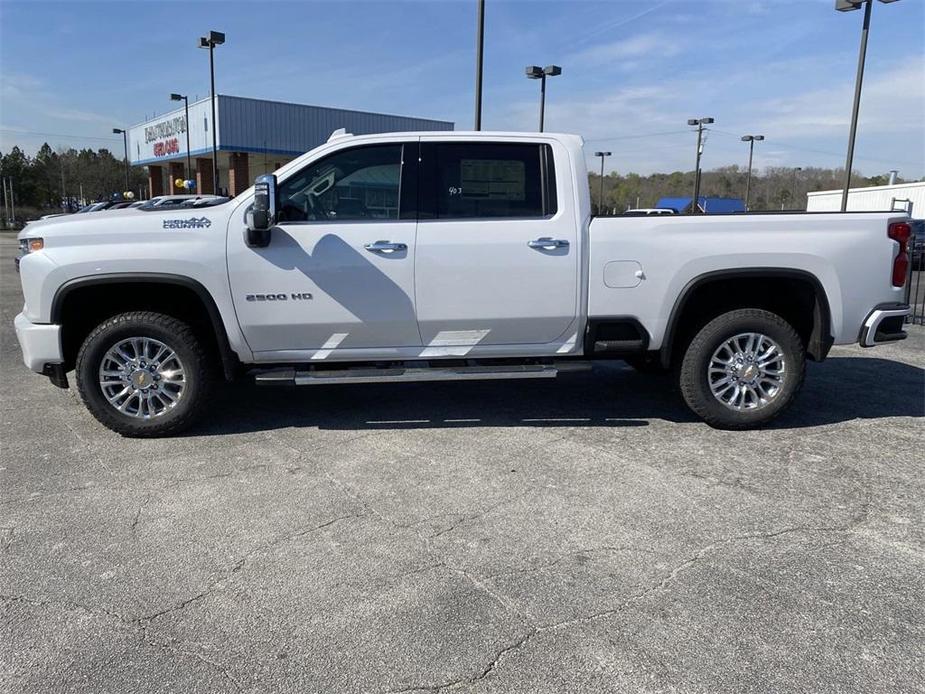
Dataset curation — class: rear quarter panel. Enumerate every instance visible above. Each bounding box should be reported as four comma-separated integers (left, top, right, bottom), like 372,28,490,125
587,212,907,348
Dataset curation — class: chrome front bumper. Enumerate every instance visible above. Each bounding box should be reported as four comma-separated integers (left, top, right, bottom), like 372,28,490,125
859,303,910,347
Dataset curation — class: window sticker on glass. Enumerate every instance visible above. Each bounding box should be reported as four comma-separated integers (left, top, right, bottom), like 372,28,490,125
460,159,526,200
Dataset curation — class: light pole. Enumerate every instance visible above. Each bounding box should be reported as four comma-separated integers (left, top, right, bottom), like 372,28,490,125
170,93,192,182
112,128,129,191
199,30,225,194
835,0,901,211
594,151,611,215
741,134,764,211
474,0,485,130
525,64,561,132
687,117,713,214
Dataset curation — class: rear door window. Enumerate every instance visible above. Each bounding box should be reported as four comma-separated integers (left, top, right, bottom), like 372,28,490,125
429,142,556,220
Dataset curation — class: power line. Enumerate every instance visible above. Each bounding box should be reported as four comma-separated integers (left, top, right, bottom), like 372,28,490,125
709,128,922,169
0,128,122,143
584,129,691,144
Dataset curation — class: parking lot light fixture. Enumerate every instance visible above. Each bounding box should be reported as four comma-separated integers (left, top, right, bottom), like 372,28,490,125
688,117,714,214
170,93,192,182
594,151,611,215
199,30,225,193
112,128,129,191
526,64,562,132
835,0,901,211
741,135,765,211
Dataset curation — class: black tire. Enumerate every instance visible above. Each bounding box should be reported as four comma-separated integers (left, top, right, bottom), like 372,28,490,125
75,312,213,437
624,355,669,374
679,308,805,430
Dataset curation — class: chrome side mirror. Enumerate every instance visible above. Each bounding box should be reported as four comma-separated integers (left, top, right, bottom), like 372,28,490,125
245,174,277,247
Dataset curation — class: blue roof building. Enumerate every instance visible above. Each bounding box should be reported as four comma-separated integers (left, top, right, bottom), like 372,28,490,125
127,94,453,198
656,196,746,214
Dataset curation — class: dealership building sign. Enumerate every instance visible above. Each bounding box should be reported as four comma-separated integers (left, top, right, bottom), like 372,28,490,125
145,116,186,143
144,116,187,158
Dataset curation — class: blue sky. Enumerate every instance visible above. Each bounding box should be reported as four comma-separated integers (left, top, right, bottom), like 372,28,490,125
1,0,923,177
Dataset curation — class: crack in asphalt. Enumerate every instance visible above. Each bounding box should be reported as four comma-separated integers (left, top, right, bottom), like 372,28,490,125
130,493,152,535
3,399,879,693
138,622,245,692
382,512,874,693
138,512,364,623
265,431,877,694
1,512,365,690
0,526,14,552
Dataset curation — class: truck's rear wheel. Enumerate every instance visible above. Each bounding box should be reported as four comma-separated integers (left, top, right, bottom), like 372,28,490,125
679,308,805,429
75,312,212,437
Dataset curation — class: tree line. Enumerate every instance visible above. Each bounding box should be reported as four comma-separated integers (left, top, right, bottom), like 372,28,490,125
590,165,913,214
1,142,917,221
1,143,148,218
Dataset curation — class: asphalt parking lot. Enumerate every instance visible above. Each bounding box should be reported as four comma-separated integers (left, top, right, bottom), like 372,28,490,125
1,234,923,693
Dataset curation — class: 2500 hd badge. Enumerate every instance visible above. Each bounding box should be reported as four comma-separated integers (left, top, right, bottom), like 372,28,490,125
246,292,314,301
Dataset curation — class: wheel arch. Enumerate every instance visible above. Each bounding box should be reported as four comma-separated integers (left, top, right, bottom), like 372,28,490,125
659,268,833,369
51,273,239,380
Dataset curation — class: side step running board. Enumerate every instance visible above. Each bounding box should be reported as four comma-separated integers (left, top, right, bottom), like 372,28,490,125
254,363,580,386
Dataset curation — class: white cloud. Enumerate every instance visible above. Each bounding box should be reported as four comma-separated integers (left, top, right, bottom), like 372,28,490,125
568,32,686,67
756,63,925,137
491,59,924,176
0,72,112,127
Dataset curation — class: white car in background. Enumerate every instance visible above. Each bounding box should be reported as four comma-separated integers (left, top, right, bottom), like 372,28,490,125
136,195,226,210
623,208,678,216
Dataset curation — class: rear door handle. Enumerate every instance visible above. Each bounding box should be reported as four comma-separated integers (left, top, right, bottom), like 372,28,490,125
364,240,407,253
528,237,569,250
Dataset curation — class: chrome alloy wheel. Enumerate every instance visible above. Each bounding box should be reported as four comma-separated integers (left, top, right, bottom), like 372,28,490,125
98,337,186,419
707,332,786,412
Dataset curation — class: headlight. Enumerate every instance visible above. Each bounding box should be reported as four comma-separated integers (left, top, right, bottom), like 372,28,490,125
19,237,44,253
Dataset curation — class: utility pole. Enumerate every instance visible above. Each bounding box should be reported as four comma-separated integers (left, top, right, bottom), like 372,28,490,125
688,117,714,214
2,178,8,225
594,151,611,215
474,0,485,130
791,167,803,210
741,135,764,211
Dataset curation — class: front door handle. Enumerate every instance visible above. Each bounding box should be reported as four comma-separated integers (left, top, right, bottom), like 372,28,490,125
528,237,569,250
364,240,407,253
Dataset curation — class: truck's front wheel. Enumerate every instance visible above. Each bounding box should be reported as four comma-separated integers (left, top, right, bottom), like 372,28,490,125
75,312,213,437
679,309,805,429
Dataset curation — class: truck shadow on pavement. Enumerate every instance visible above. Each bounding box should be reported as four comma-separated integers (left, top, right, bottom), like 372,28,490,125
187,356,924,437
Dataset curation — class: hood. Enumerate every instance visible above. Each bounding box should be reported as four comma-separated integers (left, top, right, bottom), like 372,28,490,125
18,204,232,242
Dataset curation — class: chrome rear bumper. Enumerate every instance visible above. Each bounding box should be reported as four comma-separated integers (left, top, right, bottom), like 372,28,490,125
859,303,910,347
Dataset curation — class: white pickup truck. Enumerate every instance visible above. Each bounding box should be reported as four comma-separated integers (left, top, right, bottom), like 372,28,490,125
14,130,913,436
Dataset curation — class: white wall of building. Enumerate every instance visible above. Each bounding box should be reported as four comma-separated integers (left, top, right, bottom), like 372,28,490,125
806,181,925,216
128,97,217,166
